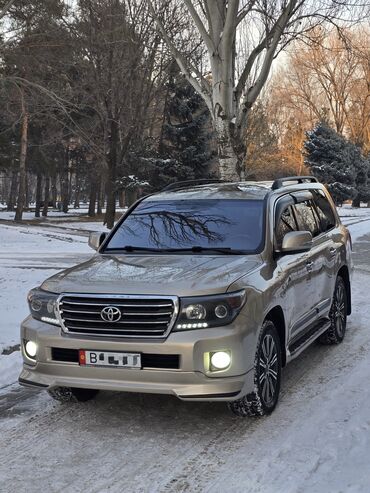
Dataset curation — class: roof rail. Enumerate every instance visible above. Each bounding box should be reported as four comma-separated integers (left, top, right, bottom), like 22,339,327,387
271,176,318,190
161,178,229,192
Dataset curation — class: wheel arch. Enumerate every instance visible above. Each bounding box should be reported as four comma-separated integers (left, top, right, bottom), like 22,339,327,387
265,306,286,367
338,265,351,315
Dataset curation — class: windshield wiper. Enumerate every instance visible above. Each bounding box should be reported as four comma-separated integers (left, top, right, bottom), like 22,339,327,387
163,246,246,255
106,245,246,254
107,245,170,253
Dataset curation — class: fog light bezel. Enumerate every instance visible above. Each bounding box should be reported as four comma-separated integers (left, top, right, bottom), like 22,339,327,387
209,350,231,372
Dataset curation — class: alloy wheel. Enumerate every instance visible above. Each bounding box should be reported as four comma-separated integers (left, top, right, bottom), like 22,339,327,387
333,281,346,338
258,334,279,407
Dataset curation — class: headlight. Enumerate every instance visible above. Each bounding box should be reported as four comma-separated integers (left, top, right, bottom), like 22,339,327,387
27,288,60,326
175,290,246,330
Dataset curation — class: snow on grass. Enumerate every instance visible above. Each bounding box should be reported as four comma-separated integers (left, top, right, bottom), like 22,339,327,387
338,203,370,217
0,223,92,387
0,206,127,222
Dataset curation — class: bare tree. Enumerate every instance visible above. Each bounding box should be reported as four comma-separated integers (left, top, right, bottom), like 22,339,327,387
271,26,370,154
148,0,367,180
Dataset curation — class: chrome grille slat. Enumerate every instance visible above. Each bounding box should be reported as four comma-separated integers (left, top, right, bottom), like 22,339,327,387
62,317,169,325
57,294,178,338
60,301,173,308
61,309,172,316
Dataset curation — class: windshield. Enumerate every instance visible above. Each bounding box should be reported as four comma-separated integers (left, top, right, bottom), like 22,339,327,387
104,199,265,254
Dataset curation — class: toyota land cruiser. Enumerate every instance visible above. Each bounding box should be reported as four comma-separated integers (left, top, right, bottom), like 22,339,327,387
19,176,353,416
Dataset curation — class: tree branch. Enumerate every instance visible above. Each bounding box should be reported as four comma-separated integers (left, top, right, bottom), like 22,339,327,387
147,0,213,113
235,0,298,105
183,0,214,53
223,0,239,44
236,0,258,25
237,0,298,131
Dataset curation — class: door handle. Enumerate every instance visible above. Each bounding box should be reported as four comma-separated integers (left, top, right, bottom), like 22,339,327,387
329,247,336,258
306,261,314,272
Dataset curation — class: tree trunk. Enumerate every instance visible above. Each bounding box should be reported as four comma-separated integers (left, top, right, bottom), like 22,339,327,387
61,150,69,213
35,173,42,217
352,197,361,208
97,180,103,215
74,173,80,209
104,119,118,229
7,168,18,211
88,173,97,217
104,172,116,229
118,191,125,208
51,174,57,207
25,171,30,210
42,175,50,217
15,102,29,222
214,118,240,181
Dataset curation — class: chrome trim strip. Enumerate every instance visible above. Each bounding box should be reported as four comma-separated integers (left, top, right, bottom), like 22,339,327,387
56,293,179,339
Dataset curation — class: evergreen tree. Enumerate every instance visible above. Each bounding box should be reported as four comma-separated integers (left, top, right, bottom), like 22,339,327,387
304,122,361,204
142,66,215,190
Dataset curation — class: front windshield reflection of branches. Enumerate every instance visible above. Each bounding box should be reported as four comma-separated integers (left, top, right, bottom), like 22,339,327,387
123,210,232,247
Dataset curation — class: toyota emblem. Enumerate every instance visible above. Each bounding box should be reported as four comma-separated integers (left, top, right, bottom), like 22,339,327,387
100,306,122,323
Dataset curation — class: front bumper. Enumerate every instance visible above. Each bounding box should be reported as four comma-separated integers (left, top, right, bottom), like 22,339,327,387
20,316,255,401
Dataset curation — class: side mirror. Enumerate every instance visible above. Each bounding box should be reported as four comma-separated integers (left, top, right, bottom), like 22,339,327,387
88,232,107,251
281,231,313,254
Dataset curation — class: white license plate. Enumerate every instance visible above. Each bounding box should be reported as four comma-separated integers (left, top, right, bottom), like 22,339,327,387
79,350,141,368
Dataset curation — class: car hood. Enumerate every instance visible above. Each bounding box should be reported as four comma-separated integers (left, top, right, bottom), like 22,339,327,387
41,253,262,297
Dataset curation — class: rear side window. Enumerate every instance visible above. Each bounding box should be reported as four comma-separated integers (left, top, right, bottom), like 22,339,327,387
275,205,298,247
294,201,320,237
312,190,336,232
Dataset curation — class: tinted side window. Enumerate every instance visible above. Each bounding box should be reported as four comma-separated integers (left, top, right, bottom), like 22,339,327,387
312,190,336,232
276,206,298,247
294,201,320,237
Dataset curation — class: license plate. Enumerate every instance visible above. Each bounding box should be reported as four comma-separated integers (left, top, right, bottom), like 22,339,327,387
79,350,141,369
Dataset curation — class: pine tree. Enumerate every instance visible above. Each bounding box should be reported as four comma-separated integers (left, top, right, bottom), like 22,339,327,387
145,66,214,189
304,122,358,204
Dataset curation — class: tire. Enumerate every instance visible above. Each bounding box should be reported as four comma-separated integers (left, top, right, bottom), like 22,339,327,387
319,276,347,345
228,319,282,417
47,387,99,403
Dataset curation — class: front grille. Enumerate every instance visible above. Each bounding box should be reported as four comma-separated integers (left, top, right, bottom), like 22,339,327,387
51,348,180,369
58,294,178,338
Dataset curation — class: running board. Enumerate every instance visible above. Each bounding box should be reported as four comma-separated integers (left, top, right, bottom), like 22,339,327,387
288,319,331,360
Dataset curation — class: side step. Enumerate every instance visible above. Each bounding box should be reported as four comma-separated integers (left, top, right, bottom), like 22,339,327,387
288,318,331,358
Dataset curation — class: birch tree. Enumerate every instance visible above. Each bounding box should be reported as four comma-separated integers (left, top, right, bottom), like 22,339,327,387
148,0,367,180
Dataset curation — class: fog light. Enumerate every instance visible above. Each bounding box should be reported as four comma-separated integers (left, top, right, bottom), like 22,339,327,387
210,351,231,370
25,340,37,359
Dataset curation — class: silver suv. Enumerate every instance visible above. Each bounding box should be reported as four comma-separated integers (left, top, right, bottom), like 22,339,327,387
19,177,353,416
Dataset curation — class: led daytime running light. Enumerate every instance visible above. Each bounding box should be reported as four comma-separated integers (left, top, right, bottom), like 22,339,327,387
176,322,209,329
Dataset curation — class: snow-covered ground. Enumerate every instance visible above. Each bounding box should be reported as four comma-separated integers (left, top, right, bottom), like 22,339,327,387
0,206,370,492
0,223,93,387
